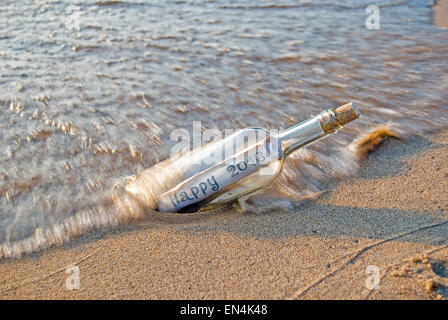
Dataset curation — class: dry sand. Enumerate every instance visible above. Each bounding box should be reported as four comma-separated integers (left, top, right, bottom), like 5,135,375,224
0,129,447,300
434,0,448,29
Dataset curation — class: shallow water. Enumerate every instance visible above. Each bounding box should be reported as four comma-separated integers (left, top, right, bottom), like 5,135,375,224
0,0,447,258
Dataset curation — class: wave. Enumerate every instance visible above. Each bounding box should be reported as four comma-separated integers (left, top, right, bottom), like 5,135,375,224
219,1,410,11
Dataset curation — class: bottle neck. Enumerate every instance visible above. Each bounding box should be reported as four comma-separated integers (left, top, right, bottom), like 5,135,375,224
276,110,336,156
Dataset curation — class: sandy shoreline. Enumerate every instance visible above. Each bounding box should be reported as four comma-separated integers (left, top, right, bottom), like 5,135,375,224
0,130,447,300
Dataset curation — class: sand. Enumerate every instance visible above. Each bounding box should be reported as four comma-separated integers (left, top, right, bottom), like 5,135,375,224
434,0,448,29
0,129,447,300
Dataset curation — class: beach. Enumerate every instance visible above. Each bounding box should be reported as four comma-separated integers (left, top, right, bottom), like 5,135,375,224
0,0,447,300
1,130,446,299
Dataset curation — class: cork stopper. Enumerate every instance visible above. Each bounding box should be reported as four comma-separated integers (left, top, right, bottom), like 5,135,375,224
334,102,359,126
319,102,359,133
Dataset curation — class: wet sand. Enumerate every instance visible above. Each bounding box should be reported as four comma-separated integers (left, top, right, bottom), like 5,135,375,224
0,130,446,300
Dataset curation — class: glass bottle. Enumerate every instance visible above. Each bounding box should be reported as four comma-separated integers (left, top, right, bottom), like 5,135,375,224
125,102,359,213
